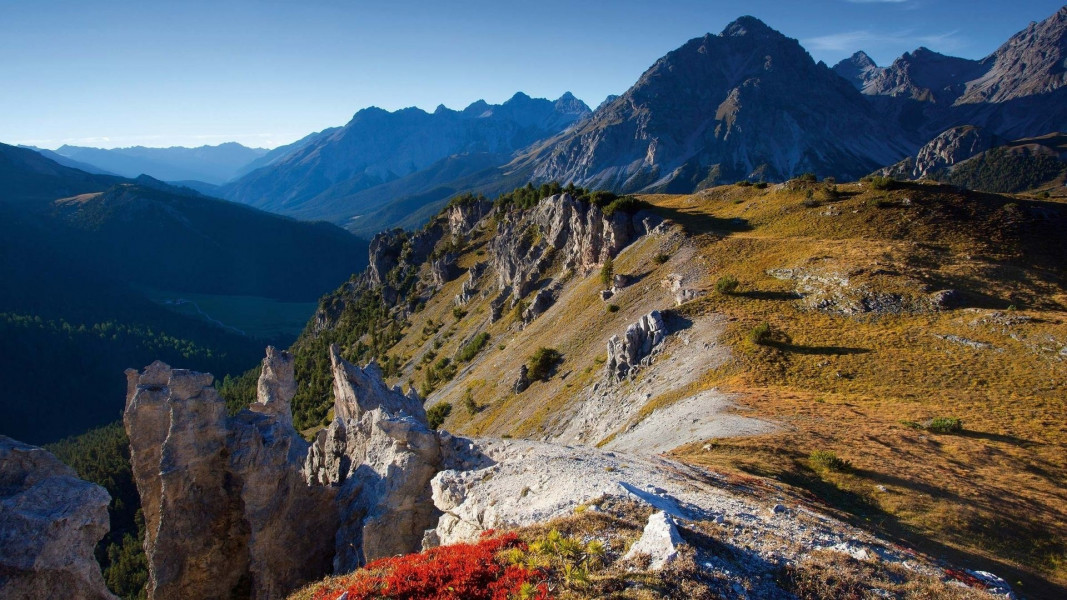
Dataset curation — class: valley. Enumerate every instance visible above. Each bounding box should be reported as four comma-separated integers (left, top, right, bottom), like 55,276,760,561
2,3,1066,600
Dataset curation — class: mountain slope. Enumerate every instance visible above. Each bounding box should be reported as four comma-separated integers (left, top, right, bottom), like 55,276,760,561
281,178,1066,596
220,92,590,221
55,142,268,184
0,143,370,443
522,17,911,191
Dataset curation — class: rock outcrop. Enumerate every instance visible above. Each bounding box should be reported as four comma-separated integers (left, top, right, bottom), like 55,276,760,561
605,311,667,382
489,193,659,320
304,346,441,572
0,436,116,600
880,125,999,180
124,350,336,600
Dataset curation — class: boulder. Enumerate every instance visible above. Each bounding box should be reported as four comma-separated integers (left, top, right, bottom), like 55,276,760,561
0,436,116,600
623,511,684,569
513,365,531,394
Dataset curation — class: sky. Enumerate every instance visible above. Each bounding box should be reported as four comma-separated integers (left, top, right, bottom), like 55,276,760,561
1,0,1063,150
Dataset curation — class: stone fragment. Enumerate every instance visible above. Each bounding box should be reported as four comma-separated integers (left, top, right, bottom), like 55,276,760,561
623,511,684,569
0,436,116,600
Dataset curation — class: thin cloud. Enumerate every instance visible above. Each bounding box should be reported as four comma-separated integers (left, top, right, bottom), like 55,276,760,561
805,28,963,55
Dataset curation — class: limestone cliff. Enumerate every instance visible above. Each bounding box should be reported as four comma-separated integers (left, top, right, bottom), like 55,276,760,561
126,345,446,598
124,350,336,600
305,346,441,571
0,436,116,600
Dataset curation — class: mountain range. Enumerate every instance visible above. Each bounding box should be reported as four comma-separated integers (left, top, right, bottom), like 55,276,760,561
52,142,269,184
21,7,1066,234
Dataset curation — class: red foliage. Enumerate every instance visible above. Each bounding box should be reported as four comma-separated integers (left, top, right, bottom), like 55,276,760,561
944,568,990,590
310,532,552,600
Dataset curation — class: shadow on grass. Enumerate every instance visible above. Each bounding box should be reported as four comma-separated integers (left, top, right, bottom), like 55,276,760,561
765,341,870,356
734,290,801,301
651,206,752,236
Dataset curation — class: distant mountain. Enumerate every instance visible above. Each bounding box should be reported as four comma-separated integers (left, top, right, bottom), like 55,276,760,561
18,146,118,175
54,142,269,184
0,143,123,204
520,17,910,191
0,142,369,443
832,51,882,91
220,92,590,221
880,128,1067,193
232,128,341,179
834,6,1067,140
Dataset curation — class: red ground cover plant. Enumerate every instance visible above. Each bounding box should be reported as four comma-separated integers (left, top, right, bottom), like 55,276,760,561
310,531,552,600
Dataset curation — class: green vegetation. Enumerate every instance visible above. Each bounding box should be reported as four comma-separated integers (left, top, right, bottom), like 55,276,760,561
749,322,773,345
463,388,479,415
422,357,458,396
797,172,817,183
426,401,452,429
607,304,620,313
47,423,147,599
137,287,317,342
654,253,670,264
715,275,739,295
456,332,490,363
599,256,614,287
0,311,262,443
925,417,963,434
944,147,1065,193
868,176,896,191
527,347,562,382
809,450,852,472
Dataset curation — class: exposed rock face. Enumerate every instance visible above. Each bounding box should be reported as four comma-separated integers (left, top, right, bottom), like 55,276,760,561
429,254,459,288
880,125,999,180
326,344,426,424
0,436,116,600
606,311,667,381
455,261,486,305
513,365,530,394
523,17,909,189
305,347,441,572
832,51,883,90
367,229,405,286
446,196,493,237
125,351,336,600
489,193,660,320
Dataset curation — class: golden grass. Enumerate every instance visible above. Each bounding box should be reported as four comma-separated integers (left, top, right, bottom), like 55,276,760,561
354,180,1066,597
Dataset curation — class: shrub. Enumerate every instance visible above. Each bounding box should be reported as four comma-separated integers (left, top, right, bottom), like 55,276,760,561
802,192,820,208
753,181,768,189
716,275,739,295
735,180,753,187
463,388,479,415
601,195,649,216
452,306,468,321
527,347,562,381
599,257,614,287
925,417,963,434
306,532,548,600
653,253,670,264
426,402,452,429
749,322,773,345
869,176,895,191
809,450,851,472
607,304,620,313
456,332,490,363
797,172,817,183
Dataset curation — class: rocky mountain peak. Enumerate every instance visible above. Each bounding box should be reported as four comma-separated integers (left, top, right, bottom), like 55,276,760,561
721,15,777,39
833,50,883,89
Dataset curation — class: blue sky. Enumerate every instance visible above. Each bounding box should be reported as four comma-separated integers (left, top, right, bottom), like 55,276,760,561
2,0,1062,149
